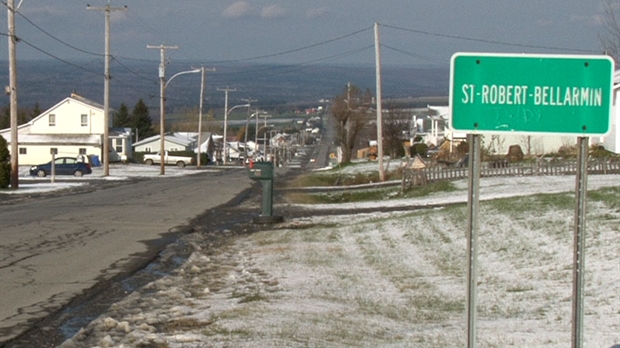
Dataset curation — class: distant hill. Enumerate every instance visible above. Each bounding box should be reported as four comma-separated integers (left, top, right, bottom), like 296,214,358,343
0,60,449,115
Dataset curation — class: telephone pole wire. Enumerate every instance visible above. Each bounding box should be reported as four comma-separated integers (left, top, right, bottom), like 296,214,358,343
147,44,178,175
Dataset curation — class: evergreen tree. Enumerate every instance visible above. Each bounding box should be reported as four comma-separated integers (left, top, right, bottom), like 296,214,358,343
132,99,155,139
0,135,10,189
113,103,131,128
0,105,31,128
31,102,42,120
0,106,8,129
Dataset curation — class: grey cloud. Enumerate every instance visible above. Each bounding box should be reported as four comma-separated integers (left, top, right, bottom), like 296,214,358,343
261,4,286,19
222,1,252,19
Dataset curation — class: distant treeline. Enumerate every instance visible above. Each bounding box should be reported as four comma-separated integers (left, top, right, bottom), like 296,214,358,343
0,60,449,114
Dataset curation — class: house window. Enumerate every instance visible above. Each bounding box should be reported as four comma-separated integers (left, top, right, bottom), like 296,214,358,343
145,147,152,153
50,148,58,155
79,148,87,155
19,147,26,155
81,114,88,127
49,114,56,127
170,147,178,151
115,139,123,152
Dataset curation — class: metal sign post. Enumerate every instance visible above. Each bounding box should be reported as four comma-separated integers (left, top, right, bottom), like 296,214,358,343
571,136,589,348
465,133,482,348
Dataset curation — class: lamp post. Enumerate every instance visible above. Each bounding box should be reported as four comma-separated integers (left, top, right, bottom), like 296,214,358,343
254,112,269,145
260,115,272,157
254,124,273,161
156,68,201,175
222,104,250,165
245,111,267,161
269,129,277,161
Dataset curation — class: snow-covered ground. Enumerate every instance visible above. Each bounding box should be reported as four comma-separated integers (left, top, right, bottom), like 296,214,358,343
52,169,619,348
2,164,223,195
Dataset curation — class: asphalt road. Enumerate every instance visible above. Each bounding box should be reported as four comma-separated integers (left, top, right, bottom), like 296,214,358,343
0,168,252,344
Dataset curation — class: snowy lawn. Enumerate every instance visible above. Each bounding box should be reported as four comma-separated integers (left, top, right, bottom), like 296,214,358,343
2,163,224,195
59,174,620,348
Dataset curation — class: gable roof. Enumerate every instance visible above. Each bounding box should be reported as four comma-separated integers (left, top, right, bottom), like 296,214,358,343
28,93,106,125
133,133,196,147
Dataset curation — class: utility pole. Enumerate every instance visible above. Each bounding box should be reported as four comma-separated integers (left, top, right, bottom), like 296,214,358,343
218,87,236,165
242,98,257,161
195,66,215,168
374,22,385,181
147,44,178,175
7,0,18,189
88,2,127,177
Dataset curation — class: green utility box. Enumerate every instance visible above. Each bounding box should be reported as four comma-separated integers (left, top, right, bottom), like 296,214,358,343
247,161,283,224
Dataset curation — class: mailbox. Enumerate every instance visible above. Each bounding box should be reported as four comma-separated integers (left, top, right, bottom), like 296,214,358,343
246,161,282,224
248,161,274,180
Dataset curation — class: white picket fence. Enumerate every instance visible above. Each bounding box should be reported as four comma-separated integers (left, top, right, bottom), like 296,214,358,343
402,158,620,192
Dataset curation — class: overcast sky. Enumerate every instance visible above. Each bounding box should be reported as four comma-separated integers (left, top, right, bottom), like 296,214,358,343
0,0,611,67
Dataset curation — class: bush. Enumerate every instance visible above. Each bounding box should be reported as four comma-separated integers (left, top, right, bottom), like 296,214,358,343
0,135,10,189
590,145,613,158
414,143,428,157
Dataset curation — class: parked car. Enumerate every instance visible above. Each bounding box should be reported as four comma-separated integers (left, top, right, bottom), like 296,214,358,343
143,151,195,168
30,157,92,177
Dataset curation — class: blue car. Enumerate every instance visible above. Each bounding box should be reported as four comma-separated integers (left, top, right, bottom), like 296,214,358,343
29,157,93,177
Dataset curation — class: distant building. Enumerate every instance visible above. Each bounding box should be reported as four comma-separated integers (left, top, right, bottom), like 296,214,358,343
133,133,196,153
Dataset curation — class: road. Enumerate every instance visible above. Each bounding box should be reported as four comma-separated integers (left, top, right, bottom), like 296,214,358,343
0,168,252,344
305,120,334,170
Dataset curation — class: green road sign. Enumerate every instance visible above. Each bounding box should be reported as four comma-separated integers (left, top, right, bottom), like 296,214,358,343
450,53,614,135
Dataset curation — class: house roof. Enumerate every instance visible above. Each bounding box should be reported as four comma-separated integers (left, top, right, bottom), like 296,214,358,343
427,105,449,119
27,93,106,126
3,133,100,145
133,133,196,147
110,128,132,137
70,93,105,110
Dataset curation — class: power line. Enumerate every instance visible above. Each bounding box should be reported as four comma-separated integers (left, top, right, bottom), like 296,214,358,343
17,37,104,76
204,45,376,82
381,24,598,54
207,26,374,64
111,56,156,83
14,9,104,57
380,44,446,64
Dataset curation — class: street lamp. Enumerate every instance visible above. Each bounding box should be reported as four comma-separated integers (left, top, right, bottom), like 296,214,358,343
256,123,273,159
158,68,201,175
260,115,272,157
223,104,250,165
245,111,268,160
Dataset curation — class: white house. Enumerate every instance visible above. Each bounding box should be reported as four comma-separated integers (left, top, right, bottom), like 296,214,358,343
133,132,197,153
133,132,221,163
602,70,620,154
193,132,216,162
0,93,132,165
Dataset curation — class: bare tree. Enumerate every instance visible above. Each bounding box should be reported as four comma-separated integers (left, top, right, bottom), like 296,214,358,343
331,83,373,163
600,0,620,63
383,103,411,159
